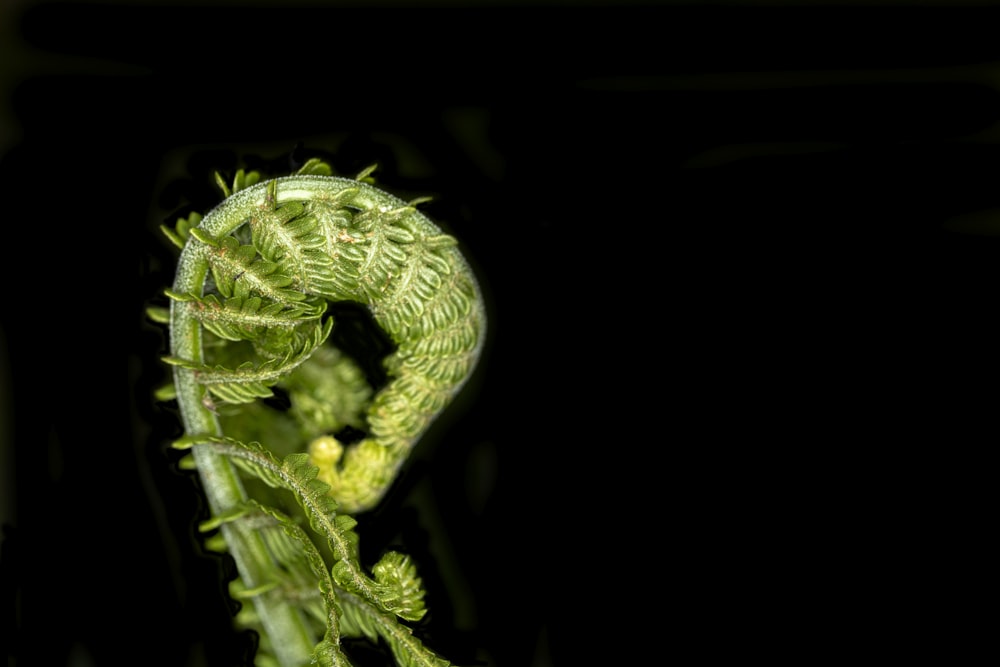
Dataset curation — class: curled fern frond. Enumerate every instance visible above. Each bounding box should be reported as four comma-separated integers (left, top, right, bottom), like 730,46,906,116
161,155,486,666
371,551,427,622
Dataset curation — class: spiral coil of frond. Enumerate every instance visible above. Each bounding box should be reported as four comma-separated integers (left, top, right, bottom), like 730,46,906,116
157,157,485,667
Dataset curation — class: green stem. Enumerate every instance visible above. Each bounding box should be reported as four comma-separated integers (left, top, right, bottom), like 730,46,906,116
171,236,316,667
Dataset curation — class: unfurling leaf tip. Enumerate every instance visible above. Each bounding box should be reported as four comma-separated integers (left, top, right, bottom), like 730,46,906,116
214,171,231,198
355,163,378,183
160,224,185,249
145,305,169,323
296,157,333,176
153,383,177,401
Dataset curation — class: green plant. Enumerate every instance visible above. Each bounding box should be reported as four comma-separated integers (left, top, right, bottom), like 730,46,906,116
146,154,486,667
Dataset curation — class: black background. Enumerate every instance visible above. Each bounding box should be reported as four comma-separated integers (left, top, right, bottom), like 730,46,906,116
2,1,999,665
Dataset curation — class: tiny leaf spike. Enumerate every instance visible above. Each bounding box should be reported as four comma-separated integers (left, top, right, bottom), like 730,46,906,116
159,157,486,667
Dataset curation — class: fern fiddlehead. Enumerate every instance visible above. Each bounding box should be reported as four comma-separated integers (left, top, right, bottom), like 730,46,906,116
151,156,486,666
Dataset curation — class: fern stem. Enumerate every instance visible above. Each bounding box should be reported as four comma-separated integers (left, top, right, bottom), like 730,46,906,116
171,243,317,667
